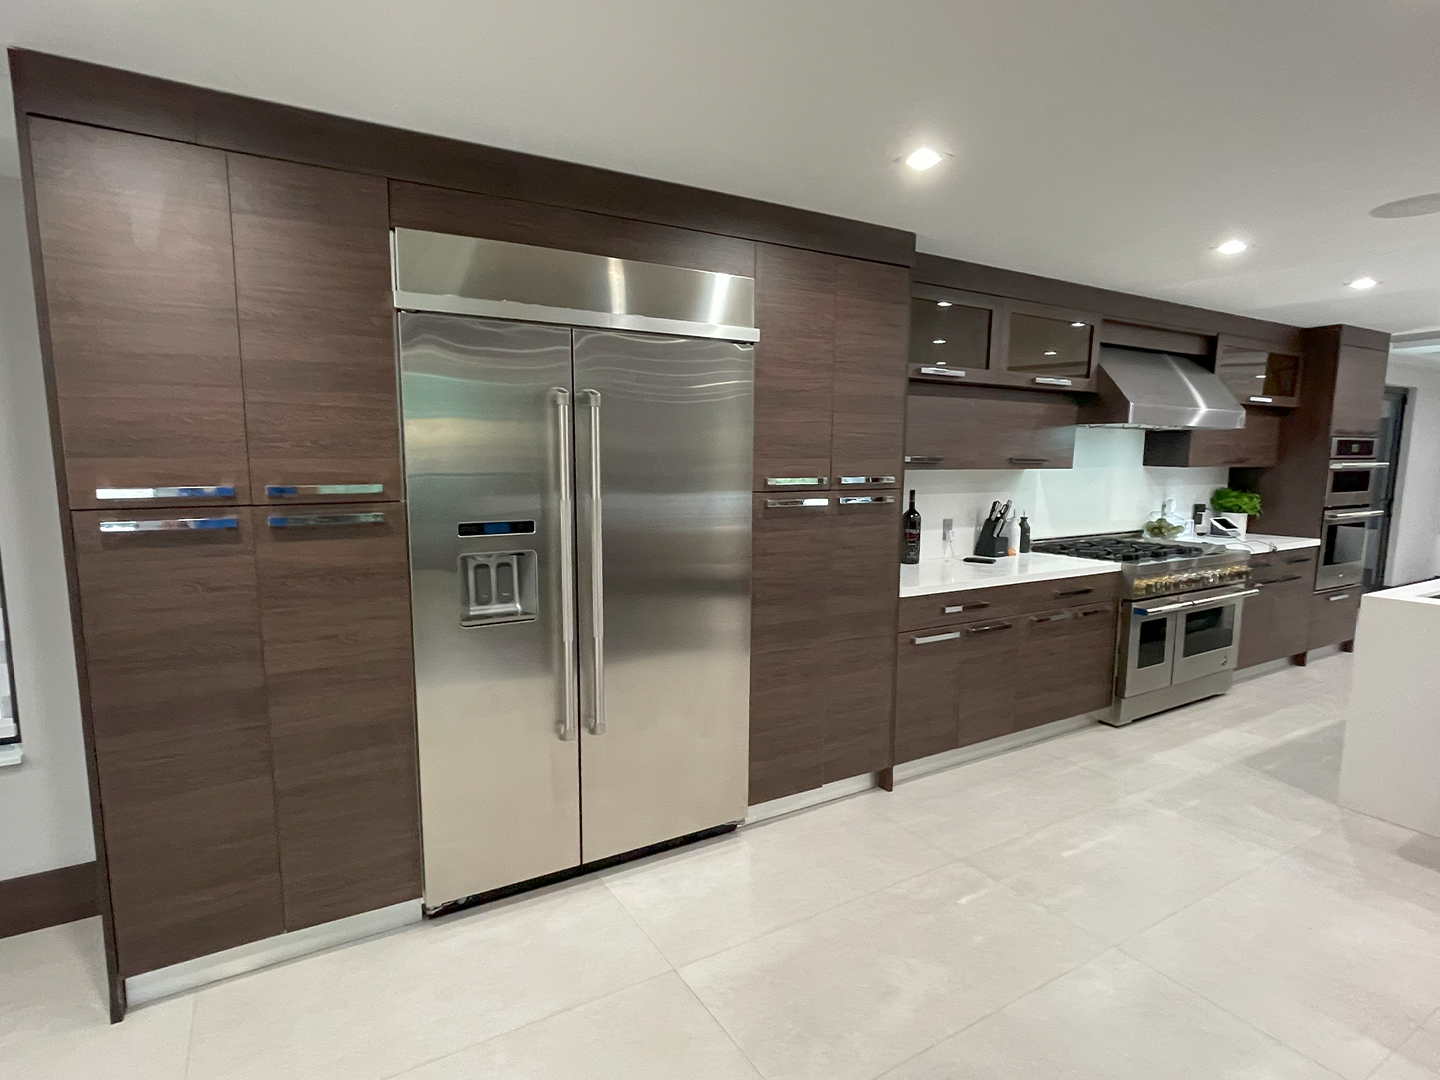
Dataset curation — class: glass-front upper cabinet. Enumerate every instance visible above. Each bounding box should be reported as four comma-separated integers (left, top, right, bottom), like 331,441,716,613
908,285,1099,392
1213,337,1302,408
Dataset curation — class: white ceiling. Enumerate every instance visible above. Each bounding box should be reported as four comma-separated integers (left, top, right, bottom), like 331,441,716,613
3,0,1439,333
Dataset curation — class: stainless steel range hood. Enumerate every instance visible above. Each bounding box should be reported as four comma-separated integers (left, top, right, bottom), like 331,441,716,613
1078,346,1245,430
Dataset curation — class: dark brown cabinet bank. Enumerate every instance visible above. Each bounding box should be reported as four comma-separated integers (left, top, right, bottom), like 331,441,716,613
1237,549,1316,669
905,386,1079,471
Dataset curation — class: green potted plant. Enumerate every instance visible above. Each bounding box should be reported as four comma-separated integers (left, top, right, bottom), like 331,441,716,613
1210,488,1262,538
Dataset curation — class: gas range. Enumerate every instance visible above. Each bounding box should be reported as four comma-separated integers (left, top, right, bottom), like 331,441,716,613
1030,532,1251,600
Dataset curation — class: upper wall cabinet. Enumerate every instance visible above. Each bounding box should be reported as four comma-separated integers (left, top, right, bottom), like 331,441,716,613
1213,336,1302,409
905,386,1079,471
753,244,908,491
908,286,1101,394
29,119,252,510
229,155,400,504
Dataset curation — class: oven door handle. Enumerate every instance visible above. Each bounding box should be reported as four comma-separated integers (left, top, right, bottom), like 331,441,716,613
1132,600,1193,616
1329,461,1390,471
1324,509,1387,521
1133,587,1259,616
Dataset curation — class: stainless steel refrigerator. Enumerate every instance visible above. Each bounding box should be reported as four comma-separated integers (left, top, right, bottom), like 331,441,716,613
394,234,755,909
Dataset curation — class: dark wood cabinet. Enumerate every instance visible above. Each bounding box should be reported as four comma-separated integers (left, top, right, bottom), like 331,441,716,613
229,155,401,504
749,494,899,802
73,509,282,976
831,260,908,489
1014,603,1118,730
908,285,1100,393
1309,587,1362,650
252,504,421,931
1214,338,1302,408
1330,344,1388,436
1143,408,1282,468
29,119,251,510
1237,550,1316,669
954,618,1026,749
905,385,1078,470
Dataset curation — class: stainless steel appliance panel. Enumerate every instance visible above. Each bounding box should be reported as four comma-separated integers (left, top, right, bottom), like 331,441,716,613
1324,460,1389,509
1318,508,1386,590
1119,606,1178,697
572,329,752,862
400,313,581,906
1172,594,1244,683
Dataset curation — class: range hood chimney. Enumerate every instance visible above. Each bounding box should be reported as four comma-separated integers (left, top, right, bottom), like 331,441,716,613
1078,346,1246,430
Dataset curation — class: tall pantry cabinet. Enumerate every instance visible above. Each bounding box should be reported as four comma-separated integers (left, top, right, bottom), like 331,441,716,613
26,118,421,994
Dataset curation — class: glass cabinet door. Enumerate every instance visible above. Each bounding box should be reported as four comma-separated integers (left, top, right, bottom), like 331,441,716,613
909,295,992,372
1216,342,1301,406
1005,311,1095,380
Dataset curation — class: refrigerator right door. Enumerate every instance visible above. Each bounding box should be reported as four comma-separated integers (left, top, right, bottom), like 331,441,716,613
400,312,581,907
572,329,753,862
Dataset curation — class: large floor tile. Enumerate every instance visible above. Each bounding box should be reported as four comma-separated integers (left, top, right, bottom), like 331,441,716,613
603,795,951,966
1125,851,1440,1079
1302,812,1440,902
681,862,1105,1080
966,798,1279,943
1372,1018,1440,1080
875,749,1129,858
185,880,669,1080
0,919,111,1049
396,973,759,1079
1,995,193,1080
879,950,1341,1080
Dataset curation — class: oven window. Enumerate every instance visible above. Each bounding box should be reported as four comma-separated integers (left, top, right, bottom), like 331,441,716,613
1137,617,1169,669
1324,523,1368,566
1330,470,1374,495
1182,605,1235,657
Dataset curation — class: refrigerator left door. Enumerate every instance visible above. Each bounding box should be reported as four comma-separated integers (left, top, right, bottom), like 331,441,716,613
399,312,581,907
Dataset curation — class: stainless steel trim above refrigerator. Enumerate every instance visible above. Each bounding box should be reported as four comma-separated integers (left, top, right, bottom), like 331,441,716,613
98,516,239,533
265,483,386,497
392,230,758,343
95,485,235,500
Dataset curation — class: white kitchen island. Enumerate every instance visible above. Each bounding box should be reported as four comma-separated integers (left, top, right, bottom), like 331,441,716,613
1338,580,1440,838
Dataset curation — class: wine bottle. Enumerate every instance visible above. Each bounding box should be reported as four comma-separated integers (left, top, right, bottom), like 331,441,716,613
902,490,921,564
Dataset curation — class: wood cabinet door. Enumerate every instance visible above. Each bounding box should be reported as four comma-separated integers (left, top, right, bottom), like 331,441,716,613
752,245,835,490
29,119,251,510
1309,588,1362,650
73,508,281,976
229,155,400,503
1014,603,1118,731
831,259,907,489
905,385,1078,470
252,504,421,930
823,495,900,781
1183,410,1282,468
894,626,964,765
749,495,832,803
1330,344,1388,436
955,618,1024,749
1238,576,1311,668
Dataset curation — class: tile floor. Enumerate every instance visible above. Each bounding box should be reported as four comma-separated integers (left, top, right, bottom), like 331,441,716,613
7,651,1440,1080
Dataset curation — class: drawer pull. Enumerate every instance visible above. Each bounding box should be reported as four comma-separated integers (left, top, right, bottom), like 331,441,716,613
838,495,895,506
1033,376,1074,387
839,475,897,485
1030,611,1069,623
1054,587,1094,598
1249,396,1274,404
1283,554,1314,564
766,476,827,487
765,497,830,509
266,483,385,497
967,621,1014,635
1009,457,1049,466
904,456,944,465
1076,606,1110,618
1328,593,1353,602
917,367,966,378
912,631,961,645
268,512,387,528
95,485,235,500
1258,574,1304,586
99,516,239,534
942,601,988,614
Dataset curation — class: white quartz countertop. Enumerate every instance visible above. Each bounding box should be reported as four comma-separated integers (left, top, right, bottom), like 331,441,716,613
1362,579,1440,606
899,553,1120,598
1214,533,1321,553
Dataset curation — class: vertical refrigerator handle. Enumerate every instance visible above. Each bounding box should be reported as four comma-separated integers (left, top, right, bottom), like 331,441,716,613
580,389,606,735
551,387,579,742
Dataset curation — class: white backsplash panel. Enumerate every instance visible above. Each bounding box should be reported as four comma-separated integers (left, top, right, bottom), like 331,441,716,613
906,427,1227,556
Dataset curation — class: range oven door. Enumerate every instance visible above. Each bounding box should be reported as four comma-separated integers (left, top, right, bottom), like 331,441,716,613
1318,508,1386,590
1171,590,1254,683
1121,587,1259,698
1325,461,1388,508
1120,600,1183,698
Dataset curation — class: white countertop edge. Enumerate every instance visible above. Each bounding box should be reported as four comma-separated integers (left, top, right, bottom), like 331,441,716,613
1221,533,1321,553
1363,579,1440,606
899,553,1121,599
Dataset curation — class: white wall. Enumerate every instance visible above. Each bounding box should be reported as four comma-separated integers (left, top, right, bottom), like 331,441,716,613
0,176,95,879
906,426,1229,557
1385,355,1440,586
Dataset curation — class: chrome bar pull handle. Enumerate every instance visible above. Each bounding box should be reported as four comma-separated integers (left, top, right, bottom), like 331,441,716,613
1033,376,1074,387
95,485,235,500
838,495,895,506
765,497,830,509
904,456,943,465
580,389,605,736
267,512,387,528
839,475,897,485
99,516,239,533
266,483,385,497
765,476,827,488
917,366,966,378
912,631,961,645
551,387,579,742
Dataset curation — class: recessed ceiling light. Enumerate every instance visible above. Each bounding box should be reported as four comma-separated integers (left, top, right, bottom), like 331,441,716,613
932,339,947,344
1370,193,1440,219
905,147,944,171
1070,321,1085,327
1347,277,1377,290
936,301,953,307
1044,350,1058,356
1215,238,1248,256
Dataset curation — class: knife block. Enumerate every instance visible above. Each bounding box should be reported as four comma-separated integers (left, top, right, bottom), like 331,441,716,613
973,525,1010,558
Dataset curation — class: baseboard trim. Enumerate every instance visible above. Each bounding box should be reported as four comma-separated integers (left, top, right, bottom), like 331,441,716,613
745,773,877,825
893,711,1100,785
125,899,421,1007
0,861,98,939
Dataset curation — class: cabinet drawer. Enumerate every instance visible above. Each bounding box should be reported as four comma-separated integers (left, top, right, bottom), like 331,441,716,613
1309,587,1362,650
899,573,1120,632
1011,573,1121,612
1249,548,1317,580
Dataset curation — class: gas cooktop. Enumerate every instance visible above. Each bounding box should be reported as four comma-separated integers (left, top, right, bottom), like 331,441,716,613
1031,532,1251,599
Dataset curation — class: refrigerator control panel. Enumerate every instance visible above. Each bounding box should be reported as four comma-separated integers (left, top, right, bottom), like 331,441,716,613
460,551,538,627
